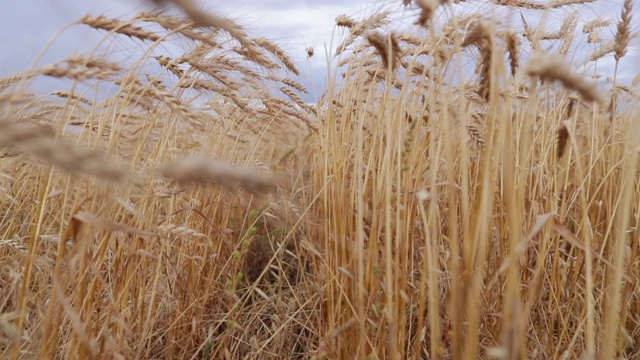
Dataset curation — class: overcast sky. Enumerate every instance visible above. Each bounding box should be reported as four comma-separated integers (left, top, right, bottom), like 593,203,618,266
0,1,370,75
1,0,638,101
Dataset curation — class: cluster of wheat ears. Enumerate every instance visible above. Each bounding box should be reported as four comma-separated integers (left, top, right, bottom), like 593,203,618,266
0,0,639,358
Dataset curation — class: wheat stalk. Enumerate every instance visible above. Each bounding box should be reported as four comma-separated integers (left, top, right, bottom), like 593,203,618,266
157,157,277,193
549,0,597,8
414,0,445,27
336,14,355,29
51,91,93,106
556,121,570,159
154,55,185,78
366,31,402,70
0,73,35,93
462,20,495,102
37,54,121,81
255,38,300,76
136,12,220,47
589,41,615,62
0,119,128,182
582,19,612,34
467,124,485,148
159,0,251,45
558,12,578,56
494,0,547,10
614,0,632,61
505,31,520,78
79,15,160,42
526,54,603,103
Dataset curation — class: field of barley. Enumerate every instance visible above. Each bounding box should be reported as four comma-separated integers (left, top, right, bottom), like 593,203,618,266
1,0,639,358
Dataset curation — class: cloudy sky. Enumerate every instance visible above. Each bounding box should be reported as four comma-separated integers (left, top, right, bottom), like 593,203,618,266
1,0,638,101
0,1,372,74
0,0,374,99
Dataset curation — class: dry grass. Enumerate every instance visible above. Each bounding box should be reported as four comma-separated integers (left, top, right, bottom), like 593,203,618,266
1,1,640,359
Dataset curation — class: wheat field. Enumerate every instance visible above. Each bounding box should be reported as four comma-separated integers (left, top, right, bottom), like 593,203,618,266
1,0,639,359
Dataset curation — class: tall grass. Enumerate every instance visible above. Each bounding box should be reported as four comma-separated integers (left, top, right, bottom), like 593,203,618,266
1,0,639,359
